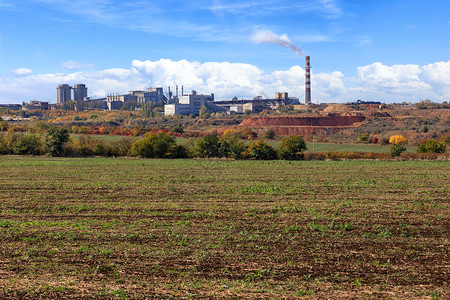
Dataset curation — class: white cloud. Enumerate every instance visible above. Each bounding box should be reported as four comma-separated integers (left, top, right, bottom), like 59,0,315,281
0,59,449,103
345,62,435,101
313,71,347,100
420,61,450,96
11,68,33,76
61,60,94,70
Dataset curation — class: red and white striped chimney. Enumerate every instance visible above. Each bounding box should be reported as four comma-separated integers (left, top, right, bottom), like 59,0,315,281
305,56,311,104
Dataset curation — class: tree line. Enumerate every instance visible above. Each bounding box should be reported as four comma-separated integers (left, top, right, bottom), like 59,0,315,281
0,127,447,159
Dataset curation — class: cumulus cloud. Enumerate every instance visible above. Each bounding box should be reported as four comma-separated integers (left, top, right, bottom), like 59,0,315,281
11,68,33,76
61,60,94,70
0,59,449,103
350,62,436,101
420,61,450,96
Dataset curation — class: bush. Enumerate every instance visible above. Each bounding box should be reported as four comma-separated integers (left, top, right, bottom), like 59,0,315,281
130,132,177,158
243,140,277,160
417,139,447,153
0,133,7,154
278,135,307,160
391,144,407,157
380,137,390,145
389,135,407,145
264,129,276,140
111,137,135,156
72,135,101,156
170,126,184,134
12,134,42,155
0,132,42,155
357,133,369,143
440,135,450,145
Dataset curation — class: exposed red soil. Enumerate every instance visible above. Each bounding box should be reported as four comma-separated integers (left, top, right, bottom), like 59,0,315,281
239,115,366,137
240,115,365,127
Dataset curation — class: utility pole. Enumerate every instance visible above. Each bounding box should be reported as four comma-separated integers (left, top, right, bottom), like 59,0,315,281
312,132,315,153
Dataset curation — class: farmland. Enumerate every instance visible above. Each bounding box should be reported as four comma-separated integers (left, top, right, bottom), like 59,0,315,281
0,157,448,298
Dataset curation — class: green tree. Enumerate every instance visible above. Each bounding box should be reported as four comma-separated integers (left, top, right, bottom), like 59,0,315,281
45,127,69,157
199,105,209,118
278,135,307,160
193,134,220,158
166,144,189,158
243,140,277,160
417,139,447,153
130,132,177,158
141,102,153,118
218,136,245,159
57,100,75,111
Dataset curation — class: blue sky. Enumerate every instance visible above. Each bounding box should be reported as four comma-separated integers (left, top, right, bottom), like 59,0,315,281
0,0,449,103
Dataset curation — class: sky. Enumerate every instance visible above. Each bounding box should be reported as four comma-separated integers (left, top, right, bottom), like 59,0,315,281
0,0,449,104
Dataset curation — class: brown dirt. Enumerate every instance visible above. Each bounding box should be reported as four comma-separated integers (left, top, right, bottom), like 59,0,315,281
239,115,366,137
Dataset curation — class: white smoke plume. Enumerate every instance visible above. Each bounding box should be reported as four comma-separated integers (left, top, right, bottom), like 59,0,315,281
252,30,306,57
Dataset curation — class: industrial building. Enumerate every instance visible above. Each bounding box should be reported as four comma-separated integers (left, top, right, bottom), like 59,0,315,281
73,84,88,101
212,92,299,114
106,88,166,110
22,101,49,111
164,90,214,115
56,83,88,104
56,84,72,104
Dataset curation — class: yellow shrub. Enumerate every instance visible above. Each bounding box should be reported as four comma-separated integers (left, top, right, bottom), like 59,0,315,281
389,135,407,145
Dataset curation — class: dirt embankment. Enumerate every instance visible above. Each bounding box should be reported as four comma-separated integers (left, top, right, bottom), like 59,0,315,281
240,115,365,127
239,115,365,137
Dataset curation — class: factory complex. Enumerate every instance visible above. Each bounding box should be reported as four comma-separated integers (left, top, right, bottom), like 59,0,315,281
19,57,314,115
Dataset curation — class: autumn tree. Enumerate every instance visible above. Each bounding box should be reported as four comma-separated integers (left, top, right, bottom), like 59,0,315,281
389,135,407,145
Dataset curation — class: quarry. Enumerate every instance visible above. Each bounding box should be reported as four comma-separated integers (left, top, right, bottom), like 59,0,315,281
239,115,366,138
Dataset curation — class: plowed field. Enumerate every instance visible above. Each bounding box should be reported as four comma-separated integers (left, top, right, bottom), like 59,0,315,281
0,157,448,298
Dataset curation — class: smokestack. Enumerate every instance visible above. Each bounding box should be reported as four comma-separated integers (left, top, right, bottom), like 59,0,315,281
176,85,178,97
305,56,311,105
182,85,184,96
